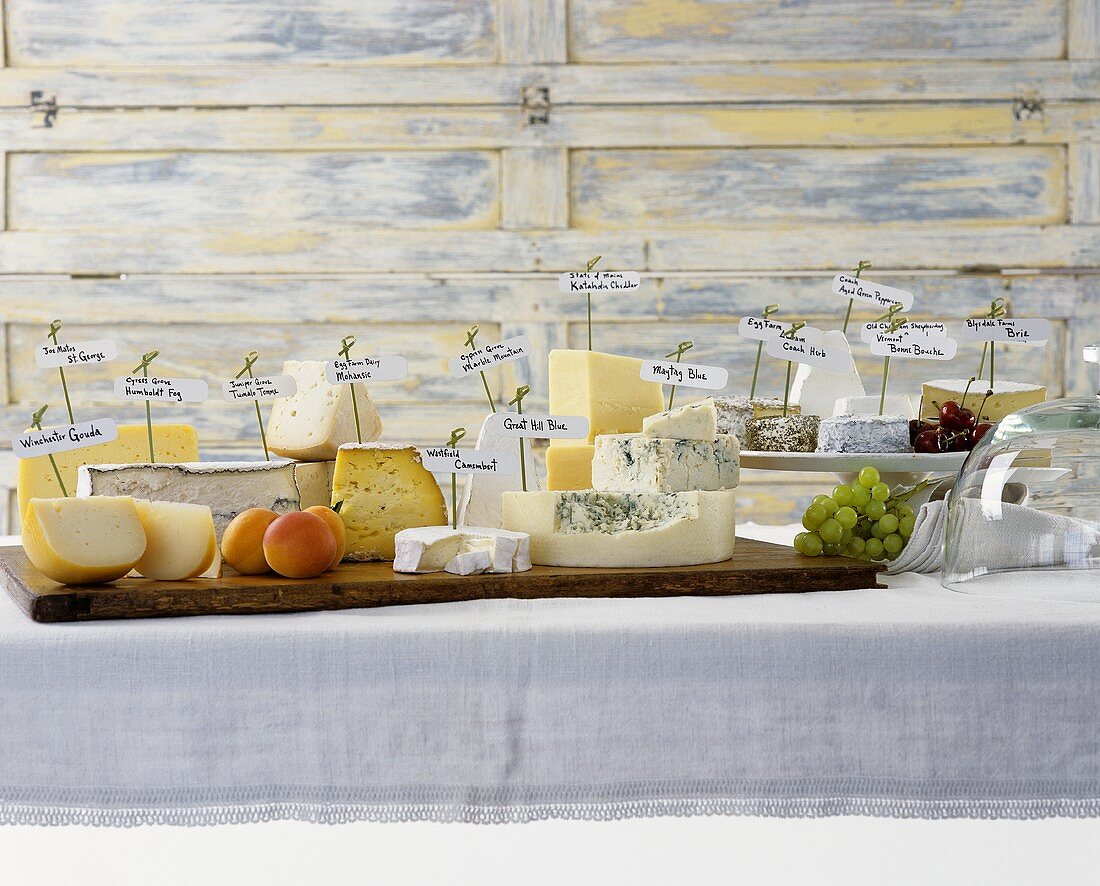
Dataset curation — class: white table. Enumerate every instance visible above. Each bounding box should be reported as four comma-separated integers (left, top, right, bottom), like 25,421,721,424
2,525,1099,826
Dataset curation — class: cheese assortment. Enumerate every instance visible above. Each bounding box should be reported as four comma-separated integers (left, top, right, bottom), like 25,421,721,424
331,443,447,561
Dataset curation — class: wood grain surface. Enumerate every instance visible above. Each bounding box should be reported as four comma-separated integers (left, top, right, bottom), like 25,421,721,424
0,539,884,623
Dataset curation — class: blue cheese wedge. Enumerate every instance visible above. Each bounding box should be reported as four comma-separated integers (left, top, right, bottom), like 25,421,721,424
817,414,912,453
642,400,718,441
591,434,740,493
502,490,736,568
392,525,531,574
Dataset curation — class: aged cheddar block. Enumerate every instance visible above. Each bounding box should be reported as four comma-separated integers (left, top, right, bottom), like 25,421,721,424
332,443,447,561
502,489,736,568
268,360,383,461
546,444,596,491
17,424,198,522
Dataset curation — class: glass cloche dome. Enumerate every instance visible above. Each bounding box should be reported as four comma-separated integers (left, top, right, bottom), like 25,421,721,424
942,346,1100,598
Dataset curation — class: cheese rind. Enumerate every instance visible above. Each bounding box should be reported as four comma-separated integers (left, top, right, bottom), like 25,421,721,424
17,424,198,524
920,379,1046,423
712,397,798,442
744,415,821,452
457,412,541,529
332,444,447,561
817,414,912,454
76,461,299,542
22,496,147,585
642,399,718,441
546,444,596,491
790,331,866,418
268,360,383,461
502,490,736,568
592,434,740,493
133,500,218,581
393,525,531,574
292,460,336,509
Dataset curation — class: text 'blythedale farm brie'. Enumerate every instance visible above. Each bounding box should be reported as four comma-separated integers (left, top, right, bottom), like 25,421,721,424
501,490,736,568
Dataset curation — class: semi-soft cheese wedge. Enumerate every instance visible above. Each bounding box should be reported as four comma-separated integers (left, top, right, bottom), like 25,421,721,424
133,500,217,581
22,496,147,585
268,360,382,461
292,460,336,509
920,379,1046,423
592,434,740,493
393,525,531,574
457,412,541,529
546,444,596,491
642,399,719,441
502,490,736,568
332,444,447,561
17,424,198,523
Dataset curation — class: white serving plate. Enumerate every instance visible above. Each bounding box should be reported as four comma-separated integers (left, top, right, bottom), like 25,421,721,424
740,450,968,488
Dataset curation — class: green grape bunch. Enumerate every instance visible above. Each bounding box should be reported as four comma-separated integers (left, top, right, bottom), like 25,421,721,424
794,466,921,562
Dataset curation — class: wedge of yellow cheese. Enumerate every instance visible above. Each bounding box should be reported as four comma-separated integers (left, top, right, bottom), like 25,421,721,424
22,496,146,585
17,424,199,521
133,500,217,581
332,444,447,561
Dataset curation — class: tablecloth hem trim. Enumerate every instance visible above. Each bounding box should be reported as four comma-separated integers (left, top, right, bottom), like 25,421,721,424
4,796,1100,827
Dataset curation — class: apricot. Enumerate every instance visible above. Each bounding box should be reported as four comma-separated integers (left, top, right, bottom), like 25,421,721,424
305,506,346,570
263,511,337,579
221,508,279,575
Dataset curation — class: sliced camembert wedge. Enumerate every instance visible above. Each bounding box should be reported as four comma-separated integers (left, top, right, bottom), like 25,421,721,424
501,490,736,568
393,526,531,574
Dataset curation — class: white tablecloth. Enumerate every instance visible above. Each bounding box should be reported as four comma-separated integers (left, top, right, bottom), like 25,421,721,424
2,526,1100,826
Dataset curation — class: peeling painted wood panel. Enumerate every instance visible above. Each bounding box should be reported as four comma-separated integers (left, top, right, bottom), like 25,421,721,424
1070,143,1100,223
502,148,569,229
570,0,1065,62
573,147,1066,230
1064,279,1100,396
4,61,1099,108
9,152,500,232
7,0,497,66
1,104,1086,152
0,272,1090,326
1070,0,1100,59
6,226,1100,275
499,0,567,63
7,321,502,409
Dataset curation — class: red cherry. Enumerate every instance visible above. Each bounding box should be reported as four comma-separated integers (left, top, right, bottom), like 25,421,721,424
915,429,944,453
938,401,962,428
909,418,935,444
971,422,993,445
956,407,976,430
947,429,971,452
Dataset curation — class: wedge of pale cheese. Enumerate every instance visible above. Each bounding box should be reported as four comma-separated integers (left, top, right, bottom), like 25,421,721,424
502,489,736,568
292,460,336,509
132,500,217,581
457,412,541,529
22,496,147,585
920,379,1046,423
641,399,719,441
393,525,531,575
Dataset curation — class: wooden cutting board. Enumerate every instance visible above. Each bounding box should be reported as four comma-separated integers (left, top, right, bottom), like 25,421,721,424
0,539,884,623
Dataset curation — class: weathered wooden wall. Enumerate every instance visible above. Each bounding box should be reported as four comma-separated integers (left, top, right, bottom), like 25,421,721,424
2,0,1098,528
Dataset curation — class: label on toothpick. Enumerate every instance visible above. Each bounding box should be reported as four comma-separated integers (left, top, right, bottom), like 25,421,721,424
420,447,519,475
36,340,118,368
737,316,786,341
640,359,729,390
448,335,531,378
766,330,850,371
12,418,119,459
861,320,946,342
956,317,1051,345
222,374,297,402
114,375,209,403
832,274,915,311
869,332,958,361
325,356,408,384
557,271,641,293
494,414,590,440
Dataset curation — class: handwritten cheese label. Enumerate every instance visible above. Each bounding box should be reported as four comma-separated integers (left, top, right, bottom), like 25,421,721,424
557,271,641,293
861,320,946,343
420,447,519,475
36,340,117,369
737,316,786,342
114,375,208,403
956,317,1051,345
448,334,531,379
766,330,850,371
869,332,958,361
221,374,296,402
13,418,119,459
325,356,408,384
832,274,915,311
494,414,590,440
640,359,729,390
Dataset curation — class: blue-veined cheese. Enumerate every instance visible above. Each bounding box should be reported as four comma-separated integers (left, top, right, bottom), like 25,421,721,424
591,434,740,493
641,399,718,441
